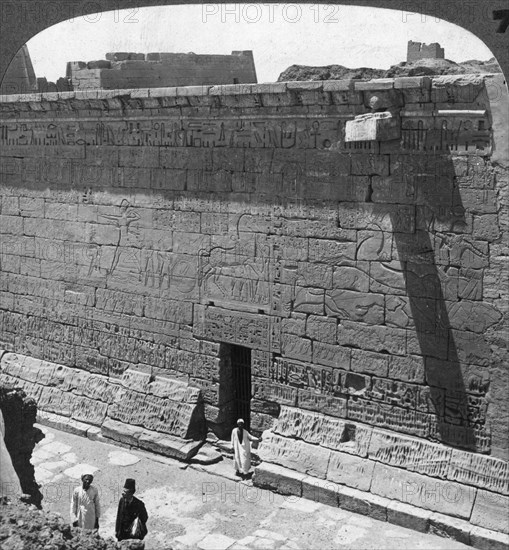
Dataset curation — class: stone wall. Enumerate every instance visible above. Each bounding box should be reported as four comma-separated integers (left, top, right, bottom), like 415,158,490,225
68,51,257,90
0,74,507,532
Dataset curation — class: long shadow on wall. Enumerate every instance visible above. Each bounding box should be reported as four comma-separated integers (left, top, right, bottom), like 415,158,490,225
388,150,489,453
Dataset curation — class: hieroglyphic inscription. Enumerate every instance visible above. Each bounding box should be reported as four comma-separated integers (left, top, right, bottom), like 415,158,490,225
1,117,343,150
194,306,280,352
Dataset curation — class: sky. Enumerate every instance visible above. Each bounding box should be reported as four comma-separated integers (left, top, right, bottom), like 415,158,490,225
26,4,494,83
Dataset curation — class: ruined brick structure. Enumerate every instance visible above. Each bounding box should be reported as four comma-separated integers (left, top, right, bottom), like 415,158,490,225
68,51,257,90
0,74,508,542
407,41,445,63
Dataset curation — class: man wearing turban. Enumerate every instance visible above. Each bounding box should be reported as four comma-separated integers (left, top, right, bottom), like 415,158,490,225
231,419,259,479
70,473,100,530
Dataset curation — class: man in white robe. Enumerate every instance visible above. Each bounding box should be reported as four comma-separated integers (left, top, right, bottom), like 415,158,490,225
0,409,22,500
71,473,100,530
231,418,259,478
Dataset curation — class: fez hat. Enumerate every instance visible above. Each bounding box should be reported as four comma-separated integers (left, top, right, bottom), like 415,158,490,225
124,478,136,492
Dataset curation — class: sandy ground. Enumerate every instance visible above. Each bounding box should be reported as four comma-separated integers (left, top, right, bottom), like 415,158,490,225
32,425,471,550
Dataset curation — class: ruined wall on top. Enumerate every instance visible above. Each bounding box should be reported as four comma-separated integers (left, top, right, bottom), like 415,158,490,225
68,51,257,90
407,41,445,63
0,74,508,530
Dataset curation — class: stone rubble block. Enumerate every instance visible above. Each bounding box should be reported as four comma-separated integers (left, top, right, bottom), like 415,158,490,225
71,395,108,426
370,463,476,519
326,450,375,491
320,417,372,457
253,462,305,496
120,368,152,393
386,500,432,532
447,449,509,495
470,490,509,534
272,406,324,443
148,375,201,403
368,429,452,478
257,431,330,479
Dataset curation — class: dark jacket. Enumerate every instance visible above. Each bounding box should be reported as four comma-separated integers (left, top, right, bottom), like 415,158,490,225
115,495,148,541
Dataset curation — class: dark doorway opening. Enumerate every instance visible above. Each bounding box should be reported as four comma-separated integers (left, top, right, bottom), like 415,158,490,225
231,344,252,430
218,343,252,437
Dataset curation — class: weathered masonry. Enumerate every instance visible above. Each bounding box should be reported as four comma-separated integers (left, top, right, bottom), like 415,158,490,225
68,50,258,90
0,75,508,542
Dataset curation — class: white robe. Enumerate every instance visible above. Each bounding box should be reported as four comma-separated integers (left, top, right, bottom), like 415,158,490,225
231,427,258,475
0,410,22,499
71,485,101,530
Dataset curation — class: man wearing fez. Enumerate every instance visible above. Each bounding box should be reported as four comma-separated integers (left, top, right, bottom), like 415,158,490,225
70,473,100,530
115,478,148,541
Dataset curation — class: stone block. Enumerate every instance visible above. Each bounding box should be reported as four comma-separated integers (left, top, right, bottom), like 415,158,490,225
429,512,471,545
345,112,401,142
388,355,425,384
86,426,102,441
37,411,89,437
306,315,337,344
350,349,389,377
337,321,407,356
324,290,384,324
471,490,509,534
337,485,388,521
258,431,331,479
370,463,476,519
297,390,347,417
326,451,375,491
368,430,452,478
137,430,202,461
470,526,509,550
101,418,143,446
253,462,305,496
431,75,485,103
272,407,324,444
313,342,351,370
71,395,108,426
302,476,339,507
386,500,432,532
447,450,509,495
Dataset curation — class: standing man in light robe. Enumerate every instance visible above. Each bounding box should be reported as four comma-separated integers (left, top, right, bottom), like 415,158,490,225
71,473,100,530
231,418,259,479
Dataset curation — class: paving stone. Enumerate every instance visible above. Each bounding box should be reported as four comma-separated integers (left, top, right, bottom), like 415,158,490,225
197,533,236,550
107,450,141,466
62,463,100,479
